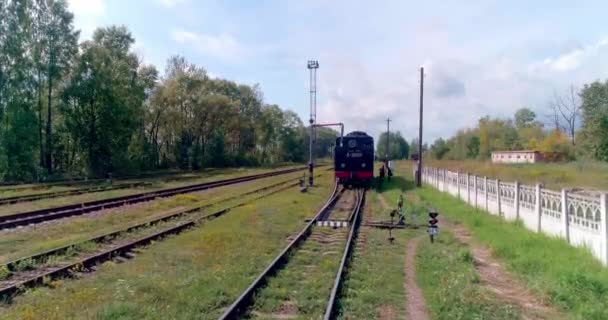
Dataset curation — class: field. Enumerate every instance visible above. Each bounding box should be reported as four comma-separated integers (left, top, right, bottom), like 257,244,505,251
1,160,607,319
426,159,608,191
0,171,333,319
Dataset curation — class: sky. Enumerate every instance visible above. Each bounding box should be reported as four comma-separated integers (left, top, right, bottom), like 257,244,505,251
68,0,608,143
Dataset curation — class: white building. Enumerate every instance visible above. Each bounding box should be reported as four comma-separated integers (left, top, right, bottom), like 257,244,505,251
491,150,541,164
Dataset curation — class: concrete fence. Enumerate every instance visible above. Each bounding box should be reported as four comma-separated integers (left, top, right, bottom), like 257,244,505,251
418,166,608,266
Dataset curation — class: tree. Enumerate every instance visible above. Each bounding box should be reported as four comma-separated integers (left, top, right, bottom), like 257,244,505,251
377,131,409,159
0,0,39,180
579,81,608,161
514,107,537,129
549,86,581,148
62,26,147,175
465,135,480,158
430,138,450,160
35,0,79,174
410,138,427,158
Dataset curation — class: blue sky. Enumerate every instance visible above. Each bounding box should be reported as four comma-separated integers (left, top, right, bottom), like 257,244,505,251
69,0,608,142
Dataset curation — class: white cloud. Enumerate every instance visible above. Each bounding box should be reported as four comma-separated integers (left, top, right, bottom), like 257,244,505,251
313,33,608,144
156,0,188,8
532,37,608,73
171,29,241,62
68,0,106,40
68,0,105,16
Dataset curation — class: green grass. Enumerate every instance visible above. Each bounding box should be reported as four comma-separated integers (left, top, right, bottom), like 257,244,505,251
0,172,334,319
337,174,417,319
426,159,608,191
250,227,347,318
0,171,305,265
0,166,305,216
418,186,608,319
416,231,521,319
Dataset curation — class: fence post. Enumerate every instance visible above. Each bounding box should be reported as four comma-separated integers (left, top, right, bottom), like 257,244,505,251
484,176,488,212
466,173,470,204
474,175,478,208
561,188,570,243
535,184,542,233
457,172,460,199
514,181,520,221
496,179,502,217
600,193,608,265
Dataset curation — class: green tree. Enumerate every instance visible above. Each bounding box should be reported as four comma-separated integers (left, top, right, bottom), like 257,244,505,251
377,131,409,159
61,26,147,176
0,0,39,180
579,81,608,161
430,138,450,160
34,0,79,174
514,107,537,129
465,135,480,158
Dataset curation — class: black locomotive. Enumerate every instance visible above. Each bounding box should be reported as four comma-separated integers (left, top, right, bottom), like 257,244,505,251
334,131,374,187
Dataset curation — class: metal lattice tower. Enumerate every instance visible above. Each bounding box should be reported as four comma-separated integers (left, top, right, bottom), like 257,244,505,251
307,60,319,186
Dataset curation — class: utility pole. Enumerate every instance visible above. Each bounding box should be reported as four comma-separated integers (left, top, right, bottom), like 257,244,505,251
307,60,319,186
385,118,391,161
416,67,424,187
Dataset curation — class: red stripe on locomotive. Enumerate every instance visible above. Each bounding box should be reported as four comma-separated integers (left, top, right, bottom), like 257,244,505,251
335,171,373,179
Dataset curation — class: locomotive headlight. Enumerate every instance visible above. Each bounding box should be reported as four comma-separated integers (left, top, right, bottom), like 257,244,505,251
341,163,346,168
361,163,366,168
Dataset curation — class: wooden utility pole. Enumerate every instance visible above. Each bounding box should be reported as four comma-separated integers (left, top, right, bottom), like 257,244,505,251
385,118,391,161
417,67,424,187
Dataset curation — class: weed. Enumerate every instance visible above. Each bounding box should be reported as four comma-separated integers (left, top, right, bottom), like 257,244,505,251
418,184,608,319
0,172,334,319
416,232,521,319
0,264,10,280
458,249,475,264
14,258,35,272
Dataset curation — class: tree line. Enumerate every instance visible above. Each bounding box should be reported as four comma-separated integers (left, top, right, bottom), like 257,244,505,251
0,0,335,181
428,83,608,162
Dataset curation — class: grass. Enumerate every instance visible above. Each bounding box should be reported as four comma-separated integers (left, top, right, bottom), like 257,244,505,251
0,165,305,216
417,186,608,319
415,231,521,319
0,171,334,319
337,187,410,319
426,159,608,191
250,227,348,318
0,171,305,265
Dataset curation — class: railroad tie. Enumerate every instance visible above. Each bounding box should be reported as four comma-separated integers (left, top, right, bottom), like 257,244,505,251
316,220,349,228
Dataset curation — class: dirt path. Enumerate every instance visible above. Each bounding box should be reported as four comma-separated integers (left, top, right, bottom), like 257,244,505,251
404,237,430,320
378,193,430,320
443,219,562,320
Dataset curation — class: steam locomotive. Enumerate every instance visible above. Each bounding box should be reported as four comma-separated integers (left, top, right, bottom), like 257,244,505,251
334,131,374,187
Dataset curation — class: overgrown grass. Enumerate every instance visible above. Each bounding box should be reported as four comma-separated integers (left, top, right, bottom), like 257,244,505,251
416,231,521,319
337,174,415,319
0,171,305,265
250,227,347,318
418,186,608,319
426,159,608,191
0,165,305,216
0,172,334,319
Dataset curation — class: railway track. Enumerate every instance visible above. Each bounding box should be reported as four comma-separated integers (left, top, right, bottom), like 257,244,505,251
0,182,150,206
219,184,365,320
0,170,199,192
0,174,314,301
0,167,306,231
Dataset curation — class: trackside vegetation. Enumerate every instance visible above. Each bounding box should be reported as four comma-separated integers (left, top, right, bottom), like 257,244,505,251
418,186,608,320
0,173,334,319
416,232,521,319
338,184,410,319
0,1,337,182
